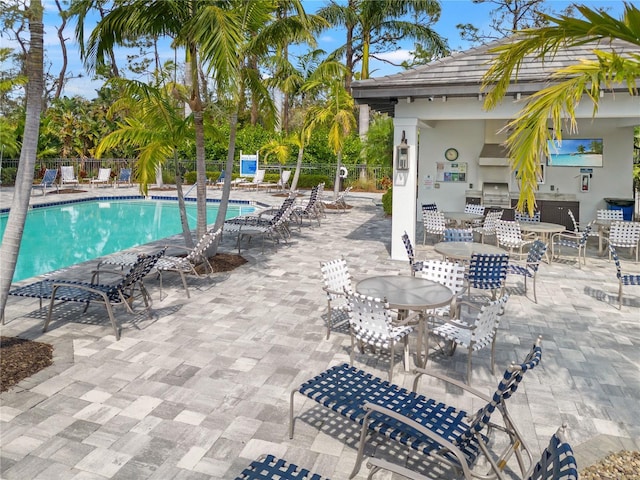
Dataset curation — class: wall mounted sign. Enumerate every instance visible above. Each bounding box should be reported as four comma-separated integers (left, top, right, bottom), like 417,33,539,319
436,162,467,182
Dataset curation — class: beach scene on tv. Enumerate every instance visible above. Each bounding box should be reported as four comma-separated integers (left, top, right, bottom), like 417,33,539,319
547,138,604,167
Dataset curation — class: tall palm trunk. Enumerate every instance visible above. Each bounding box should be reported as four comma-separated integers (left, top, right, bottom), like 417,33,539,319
211,110,240,255
290,143,304,191
0,0,44,320
333,150,343,199
188,46,208,241
174,152,194,249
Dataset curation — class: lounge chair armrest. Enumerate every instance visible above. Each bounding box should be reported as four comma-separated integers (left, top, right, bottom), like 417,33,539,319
361,401,473,477
51,281,112,299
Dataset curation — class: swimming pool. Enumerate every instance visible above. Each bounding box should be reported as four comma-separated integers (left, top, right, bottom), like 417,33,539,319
0,197,256,282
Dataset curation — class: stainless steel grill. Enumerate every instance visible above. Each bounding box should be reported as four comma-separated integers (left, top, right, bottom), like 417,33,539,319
482,182,511,208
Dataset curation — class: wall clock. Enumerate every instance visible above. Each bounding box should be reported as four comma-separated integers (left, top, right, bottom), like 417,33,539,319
445,147,459,161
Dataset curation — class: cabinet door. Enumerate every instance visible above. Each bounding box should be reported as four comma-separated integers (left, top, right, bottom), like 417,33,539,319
541,201,579,231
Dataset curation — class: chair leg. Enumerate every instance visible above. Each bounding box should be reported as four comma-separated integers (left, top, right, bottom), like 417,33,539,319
618,282,623,310
326,301,332,340
388,340,395,382
532,275,538,304
467,349,472,384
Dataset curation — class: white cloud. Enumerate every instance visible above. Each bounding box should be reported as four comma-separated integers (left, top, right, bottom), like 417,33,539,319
375,49,414,63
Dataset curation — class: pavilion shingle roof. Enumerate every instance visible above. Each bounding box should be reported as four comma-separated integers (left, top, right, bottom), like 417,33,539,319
351,37,639,114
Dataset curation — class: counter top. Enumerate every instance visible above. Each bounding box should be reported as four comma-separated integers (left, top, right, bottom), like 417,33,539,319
465,190,577,202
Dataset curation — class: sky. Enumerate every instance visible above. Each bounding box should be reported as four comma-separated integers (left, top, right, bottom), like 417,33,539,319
6,0,627,99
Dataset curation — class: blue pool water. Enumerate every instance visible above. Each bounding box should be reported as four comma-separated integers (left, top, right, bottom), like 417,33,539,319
0,198,255,282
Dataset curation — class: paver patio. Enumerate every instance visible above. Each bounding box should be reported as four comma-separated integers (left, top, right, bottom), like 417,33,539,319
1,186,639,479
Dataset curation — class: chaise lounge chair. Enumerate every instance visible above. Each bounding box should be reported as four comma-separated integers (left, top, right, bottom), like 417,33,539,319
114,168,132,188
60,166,79,189
290,337,542,479
90,167,111,187
237,169,265,190
32,168,59,196
8,250,165,340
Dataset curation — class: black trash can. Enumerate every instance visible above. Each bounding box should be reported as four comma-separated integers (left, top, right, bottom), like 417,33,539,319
604,198,634,221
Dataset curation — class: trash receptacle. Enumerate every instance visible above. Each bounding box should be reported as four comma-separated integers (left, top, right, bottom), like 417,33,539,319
605,198,634,221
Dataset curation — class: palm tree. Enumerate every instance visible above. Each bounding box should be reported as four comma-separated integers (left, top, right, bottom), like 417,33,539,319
482,3,640,214
0,0,44,319
74,0,243,241
318,0,447,135
302,63,357,198
94,78,197,248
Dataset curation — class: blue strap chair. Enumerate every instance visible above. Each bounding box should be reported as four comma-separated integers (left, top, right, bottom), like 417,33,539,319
466,252,509,300
9,250,165,340
401,231,423,275
609,244,640,309
32,168,59,195
236,454,330,480
444,228,474,242
507,239,548,303
515,210,541,223
290,338,543,480
526,425,578,480
552,223,593,269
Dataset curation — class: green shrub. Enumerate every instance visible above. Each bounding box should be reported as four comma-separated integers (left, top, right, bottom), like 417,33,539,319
295,174,332,189
382,187,392,215
1,167,17,185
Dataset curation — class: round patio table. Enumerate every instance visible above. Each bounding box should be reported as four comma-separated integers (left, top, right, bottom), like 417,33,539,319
443,211,483,227
519,222,565,261
356,275,454,368
434,241,505,261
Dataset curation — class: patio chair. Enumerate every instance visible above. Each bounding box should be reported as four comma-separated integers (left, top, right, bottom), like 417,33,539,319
276,170,292,191
473,209,503,244
430,294,509,383
237,169,265,190
60,165,79,189
597,209,624,221
496,220,535,259
322,186,352,213
609,244,640,309
606,221,640,262
346,290,416,382
552,223,593,268
464,203,485,227
514,210,541,223
235,454,330,480
506,239,547,303
464,252,509,301
416,259,466,317
320,257,353,339
32,168,59,195
443,228,474,242
8,249,165,340
290,337,543,480
90,167,111,187
295,184,322,226
114,168,132,188
401,231,423,275
367,423,576,480
422,210,446,244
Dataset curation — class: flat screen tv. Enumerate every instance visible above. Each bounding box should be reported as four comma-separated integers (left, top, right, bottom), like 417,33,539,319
547,138,603,167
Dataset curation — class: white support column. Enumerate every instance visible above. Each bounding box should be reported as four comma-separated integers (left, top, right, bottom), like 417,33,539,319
391,118,419,261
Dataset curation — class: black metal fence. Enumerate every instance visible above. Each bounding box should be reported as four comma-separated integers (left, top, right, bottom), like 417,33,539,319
1,158,392,187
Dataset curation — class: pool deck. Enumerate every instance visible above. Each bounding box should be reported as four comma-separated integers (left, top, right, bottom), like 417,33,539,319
1,184,639,479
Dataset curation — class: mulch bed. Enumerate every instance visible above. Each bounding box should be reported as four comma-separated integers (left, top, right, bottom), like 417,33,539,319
1,252,246,393
1,336,53,392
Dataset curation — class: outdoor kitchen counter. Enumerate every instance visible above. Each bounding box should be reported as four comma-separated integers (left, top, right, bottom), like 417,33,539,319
465,190,577,202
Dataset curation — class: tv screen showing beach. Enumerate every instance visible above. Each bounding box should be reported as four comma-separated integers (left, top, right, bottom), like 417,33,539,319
547,138,603,167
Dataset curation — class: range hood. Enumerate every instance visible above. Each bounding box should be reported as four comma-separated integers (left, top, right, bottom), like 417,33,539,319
478,143,510,166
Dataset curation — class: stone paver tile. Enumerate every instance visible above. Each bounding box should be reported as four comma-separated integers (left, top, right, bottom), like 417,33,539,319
119,395,163,420
74,447,132,477
73,402,121,425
